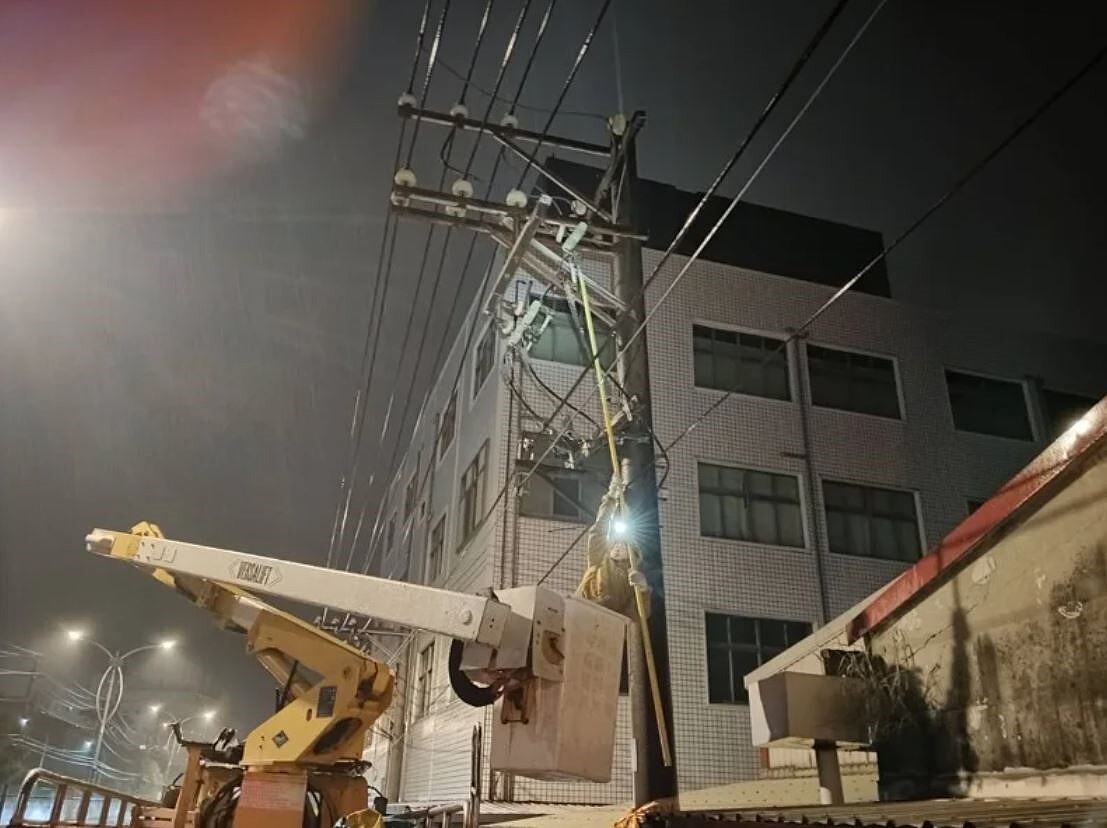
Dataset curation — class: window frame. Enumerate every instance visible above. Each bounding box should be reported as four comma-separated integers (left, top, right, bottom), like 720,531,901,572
517,432,610,524
529,296,616,369
804,340,905,421
457,440,490,551
943,366,1035,442
691,320,794,403
404,467,419,522
414,640,436,720
472,321,496,401
704,611,812,706
384,514,396,557
1041,386,1100,441
437,390,458,463
426,513,446,583
821,476,924,563
695,460,808,550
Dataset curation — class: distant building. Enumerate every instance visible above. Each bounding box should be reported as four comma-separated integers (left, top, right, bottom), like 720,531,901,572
362,160,1107,804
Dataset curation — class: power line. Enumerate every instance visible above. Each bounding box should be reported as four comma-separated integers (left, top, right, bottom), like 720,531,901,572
404,0,454,169
460,0,537,179
664,38,1107,455
455,0,496,108
325,0,437,572
534,20,1107,585
362,0,623,578
353,0,572,579
333,0,456,573
343,0,533,578
640,0,850,291
438,59,607,121
515,0,887,498
513,0,613,190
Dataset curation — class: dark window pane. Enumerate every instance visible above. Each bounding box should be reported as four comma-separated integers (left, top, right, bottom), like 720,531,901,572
759,619,787,648
822,479,921,562
785,621,812,645
705,613,729,644
705,612,808,705
692,325,790,400
778,504,804,548
697,463,803,547
518,433,606,522
706,647,732,703
807,344,901,418
730,650,760,703
728,616,757,645
532,298,614,368
945,370,1032,440
699,493,722,537
1043,388,1100,441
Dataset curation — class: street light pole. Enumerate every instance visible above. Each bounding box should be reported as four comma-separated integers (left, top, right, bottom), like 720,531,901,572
66,631,176,784
159,709,216,782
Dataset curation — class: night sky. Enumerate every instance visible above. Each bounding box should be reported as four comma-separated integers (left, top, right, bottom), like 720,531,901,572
2,1,1105,732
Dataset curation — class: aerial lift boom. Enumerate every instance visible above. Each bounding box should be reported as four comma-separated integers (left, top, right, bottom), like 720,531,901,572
84,524,626,828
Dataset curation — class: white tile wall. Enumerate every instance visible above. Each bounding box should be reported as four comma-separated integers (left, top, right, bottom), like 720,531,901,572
369,245,1107,803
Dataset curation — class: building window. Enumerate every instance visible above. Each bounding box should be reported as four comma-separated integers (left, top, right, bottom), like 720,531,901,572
437,391,457,460
473,323,496,397
945,370,1032,440
705,613,811,705
530,297,615,368
823,480,920,562
518,432,609,522
414,641,435,719
693,325,790,401
697,463,804,548
427,515,445,582
806,344,901,419
1042,387,1099,441
458,442,489,548
404,469,419,521
385,515,396,555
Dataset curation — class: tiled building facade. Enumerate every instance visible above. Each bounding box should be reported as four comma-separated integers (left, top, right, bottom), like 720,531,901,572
360,171,1107,804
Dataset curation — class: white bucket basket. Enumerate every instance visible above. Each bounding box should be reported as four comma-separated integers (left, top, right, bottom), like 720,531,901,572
490,587,627,782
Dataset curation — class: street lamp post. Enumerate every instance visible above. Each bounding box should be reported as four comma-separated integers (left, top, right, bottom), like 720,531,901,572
65,630,176,784
160,709,217,780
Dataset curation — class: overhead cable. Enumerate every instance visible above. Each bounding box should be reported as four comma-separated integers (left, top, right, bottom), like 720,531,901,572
355,0,567,577
325,0,437,571
664,38,1107,453
513,0,613,189
345,1,533,576
516,0,887,496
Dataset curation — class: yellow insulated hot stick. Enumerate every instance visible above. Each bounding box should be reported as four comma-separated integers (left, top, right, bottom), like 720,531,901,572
574,265,673,768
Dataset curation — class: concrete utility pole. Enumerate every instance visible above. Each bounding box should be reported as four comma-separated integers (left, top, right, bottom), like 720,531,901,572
608,112,678,806
388,100,676,804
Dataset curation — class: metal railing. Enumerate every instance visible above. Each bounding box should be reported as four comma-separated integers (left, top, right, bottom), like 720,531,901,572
5,769,158,828
387,802,469,828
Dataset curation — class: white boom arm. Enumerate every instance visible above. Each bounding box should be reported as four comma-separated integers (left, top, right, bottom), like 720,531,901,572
85,528,513,647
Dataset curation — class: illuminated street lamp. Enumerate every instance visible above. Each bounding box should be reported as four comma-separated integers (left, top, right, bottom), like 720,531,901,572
64,629,180,784
161,708,219,777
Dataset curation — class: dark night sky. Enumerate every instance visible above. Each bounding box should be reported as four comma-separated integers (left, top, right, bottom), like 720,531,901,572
2,1,1106,732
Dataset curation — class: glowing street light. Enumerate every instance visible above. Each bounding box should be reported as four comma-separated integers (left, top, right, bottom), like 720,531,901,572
202,709,216,721
149,703,163,714
18,716,29,728
611,517,630,537
63,628,182,784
